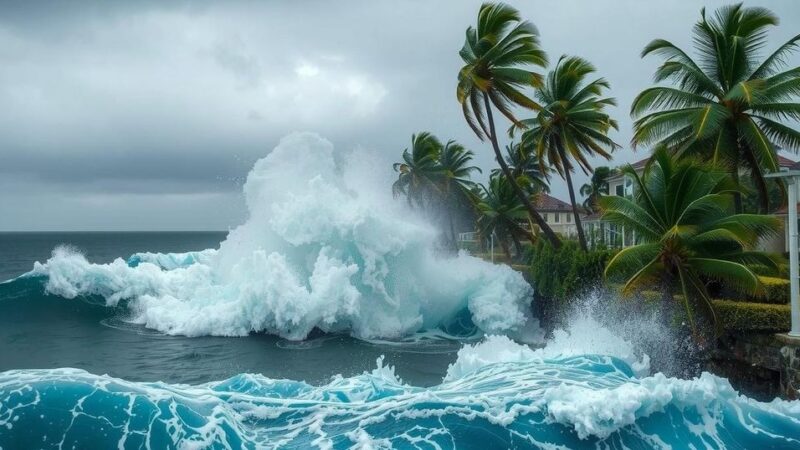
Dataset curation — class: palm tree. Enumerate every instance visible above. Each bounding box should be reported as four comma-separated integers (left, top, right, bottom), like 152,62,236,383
438,140,482,246
581,165,612,246
517,56,620,251
602,147,782,338
476,173,535,259
631,3,800,213
457,2,561,248
580,166,612,213
392,132,443,208
491,143,550,194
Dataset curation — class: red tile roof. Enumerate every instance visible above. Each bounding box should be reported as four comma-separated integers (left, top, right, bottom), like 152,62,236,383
778,155,797,168
534,193,573,211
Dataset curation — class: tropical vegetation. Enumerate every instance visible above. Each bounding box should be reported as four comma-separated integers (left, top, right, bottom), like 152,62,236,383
491,143,550,195
601,147,782,338
392,132,480,248
516,55,620,250
457,2,562,248
475,173,534,258
580,166,612,213
631,3,800,213
389,2,798,341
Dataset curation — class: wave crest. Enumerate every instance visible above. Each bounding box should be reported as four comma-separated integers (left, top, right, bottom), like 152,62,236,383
2,347,799,449
23,133,541,342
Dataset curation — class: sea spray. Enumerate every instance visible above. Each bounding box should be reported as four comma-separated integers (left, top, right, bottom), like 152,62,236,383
25,133,542,342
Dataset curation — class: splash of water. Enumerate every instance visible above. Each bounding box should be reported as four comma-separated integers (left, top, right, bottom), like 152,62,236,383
25,132,541,342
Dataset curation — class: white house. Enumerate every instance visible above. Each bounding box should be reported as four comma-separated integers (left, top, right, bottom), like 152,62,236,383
583,154,799,250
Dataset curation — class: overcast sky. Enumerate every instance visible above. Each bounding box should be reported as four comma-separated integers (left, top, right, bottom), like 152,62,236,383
1,0,799,231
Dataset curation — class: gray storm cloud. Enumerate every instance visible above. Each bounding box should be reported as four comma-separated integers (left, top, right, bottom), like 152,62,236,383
1,0,798,230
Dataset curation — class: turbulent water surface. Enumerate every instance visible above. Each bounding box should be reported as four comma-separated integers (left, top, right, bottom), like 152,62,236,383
2,133,800,448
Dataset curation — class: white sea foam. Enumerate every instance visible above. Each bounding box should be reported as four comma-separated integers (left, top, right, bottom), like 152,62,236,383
128,249,217,270
445,312,650,382
31,132,541,342
438,327,800,442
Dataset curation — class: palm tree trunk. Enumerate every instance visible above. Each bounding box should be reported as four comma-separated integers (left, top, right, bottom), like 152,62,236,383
499,236,512,260
732,145,743,213
510,231,523,258
742,148,771,214
483,93,562,249
558,148,588,251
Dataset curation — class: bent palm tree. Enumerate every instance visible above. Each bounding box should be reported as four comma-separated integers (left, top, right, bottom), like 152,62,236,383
392,132,443,208
457,2,561,248
518,56,620,251
602,147,781,338
491,143,550,194
476,173,535,258
632,3,800,213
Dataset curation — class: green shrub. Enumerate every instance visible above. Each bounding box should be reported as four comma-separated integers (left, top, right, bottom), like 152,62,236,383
752,276,790,304
713,300,791,332
526,240,615,302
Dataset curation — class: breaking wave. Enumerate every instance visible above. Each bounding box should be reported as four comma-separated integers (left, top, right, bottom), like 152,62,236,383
12,132,541,342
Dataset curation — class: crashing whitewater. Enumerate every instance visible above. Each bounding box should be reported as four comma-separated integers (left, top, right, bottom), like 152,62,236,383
2,132,800,448
25,132,541,342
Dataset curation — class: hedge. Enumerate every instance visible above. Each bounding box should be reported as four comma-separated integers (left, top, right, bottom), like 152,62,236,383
612,289,791,332
713,300,791,332
752,276,790,304
526,240,615,301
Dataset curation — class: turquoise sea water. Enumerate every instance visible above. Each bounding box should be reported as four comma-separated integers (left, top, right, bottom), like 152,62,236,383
1,233,800,449
3,133,800,448
0,233,462,387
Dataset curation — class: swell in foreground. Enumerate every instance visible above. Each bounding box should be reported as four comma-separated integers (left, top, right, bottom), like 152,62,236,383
2,335,799,449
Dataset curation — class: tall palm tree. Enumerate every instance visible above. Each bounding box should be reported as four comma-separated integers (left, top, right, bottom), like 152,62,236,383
476,173,535,259
631,3,800,213
602,147,782,338
491,143,550,194
457,2,561,248
392,132,443,208
580,166,612,213
517,56,620,251
438,140,482,245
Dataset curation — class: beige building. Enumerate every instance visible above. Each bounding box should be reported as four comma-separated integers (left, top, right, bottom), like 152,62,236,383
533,193,586,239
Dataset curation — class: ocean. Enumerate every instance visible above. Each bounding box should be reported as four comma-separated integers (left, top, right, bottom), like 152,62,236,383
0,232,462,387
2,133,800,448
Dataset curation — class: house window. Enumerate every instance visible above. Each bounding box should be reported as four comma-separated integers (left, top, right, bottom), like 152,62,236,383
554,213,560,223
566,214,571,223
625,177,634,197
615,184,624,196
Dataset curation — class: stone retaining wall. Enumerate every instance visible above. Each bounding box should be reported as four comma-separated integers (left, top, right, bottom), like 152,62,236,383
713,332,800,400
